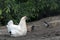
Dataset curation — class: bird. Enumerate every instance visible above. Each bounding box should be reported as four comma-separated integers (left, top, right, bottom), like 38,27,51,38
6,16,28,37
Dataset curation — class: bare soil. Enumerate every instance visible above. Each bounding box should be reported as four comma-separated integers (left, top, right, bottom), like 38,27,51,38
1,16,60,40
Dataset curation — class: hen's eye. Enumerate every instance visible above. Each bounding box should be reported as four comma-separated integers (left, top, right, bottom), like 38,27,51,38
9,31,11,35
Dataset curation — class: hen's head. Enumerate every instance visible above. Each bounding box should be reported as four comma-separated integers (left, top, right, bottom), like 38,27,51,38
7,20,13,25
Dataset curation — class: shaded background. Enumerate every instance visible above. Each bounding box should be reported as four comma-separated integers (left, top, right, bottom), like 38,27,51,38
0,0,60,25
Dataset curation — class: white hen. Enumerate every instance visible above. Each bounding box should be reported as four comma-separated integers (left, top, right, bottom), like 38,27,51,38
6,16,27,37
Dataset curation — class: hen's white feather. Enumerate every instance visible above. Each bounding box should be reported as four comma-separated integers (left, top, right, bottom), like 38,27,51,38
6,16,27,37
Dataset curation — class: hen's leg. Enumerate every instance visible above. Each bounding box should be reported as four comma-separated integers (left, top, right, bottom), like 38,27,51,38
27,25,34,32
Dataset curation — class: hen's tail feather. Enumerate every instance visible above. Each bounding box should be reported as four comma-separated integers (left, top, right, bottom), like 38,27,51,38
31,25,35,31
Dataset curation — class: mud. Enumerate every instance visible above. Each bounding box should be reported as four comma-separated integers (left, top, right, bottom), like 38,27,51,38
0,16,60,40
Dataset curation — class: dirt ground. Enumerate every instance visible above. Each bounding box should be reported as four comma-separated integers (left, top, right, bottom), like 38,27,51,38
1,16,60,40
